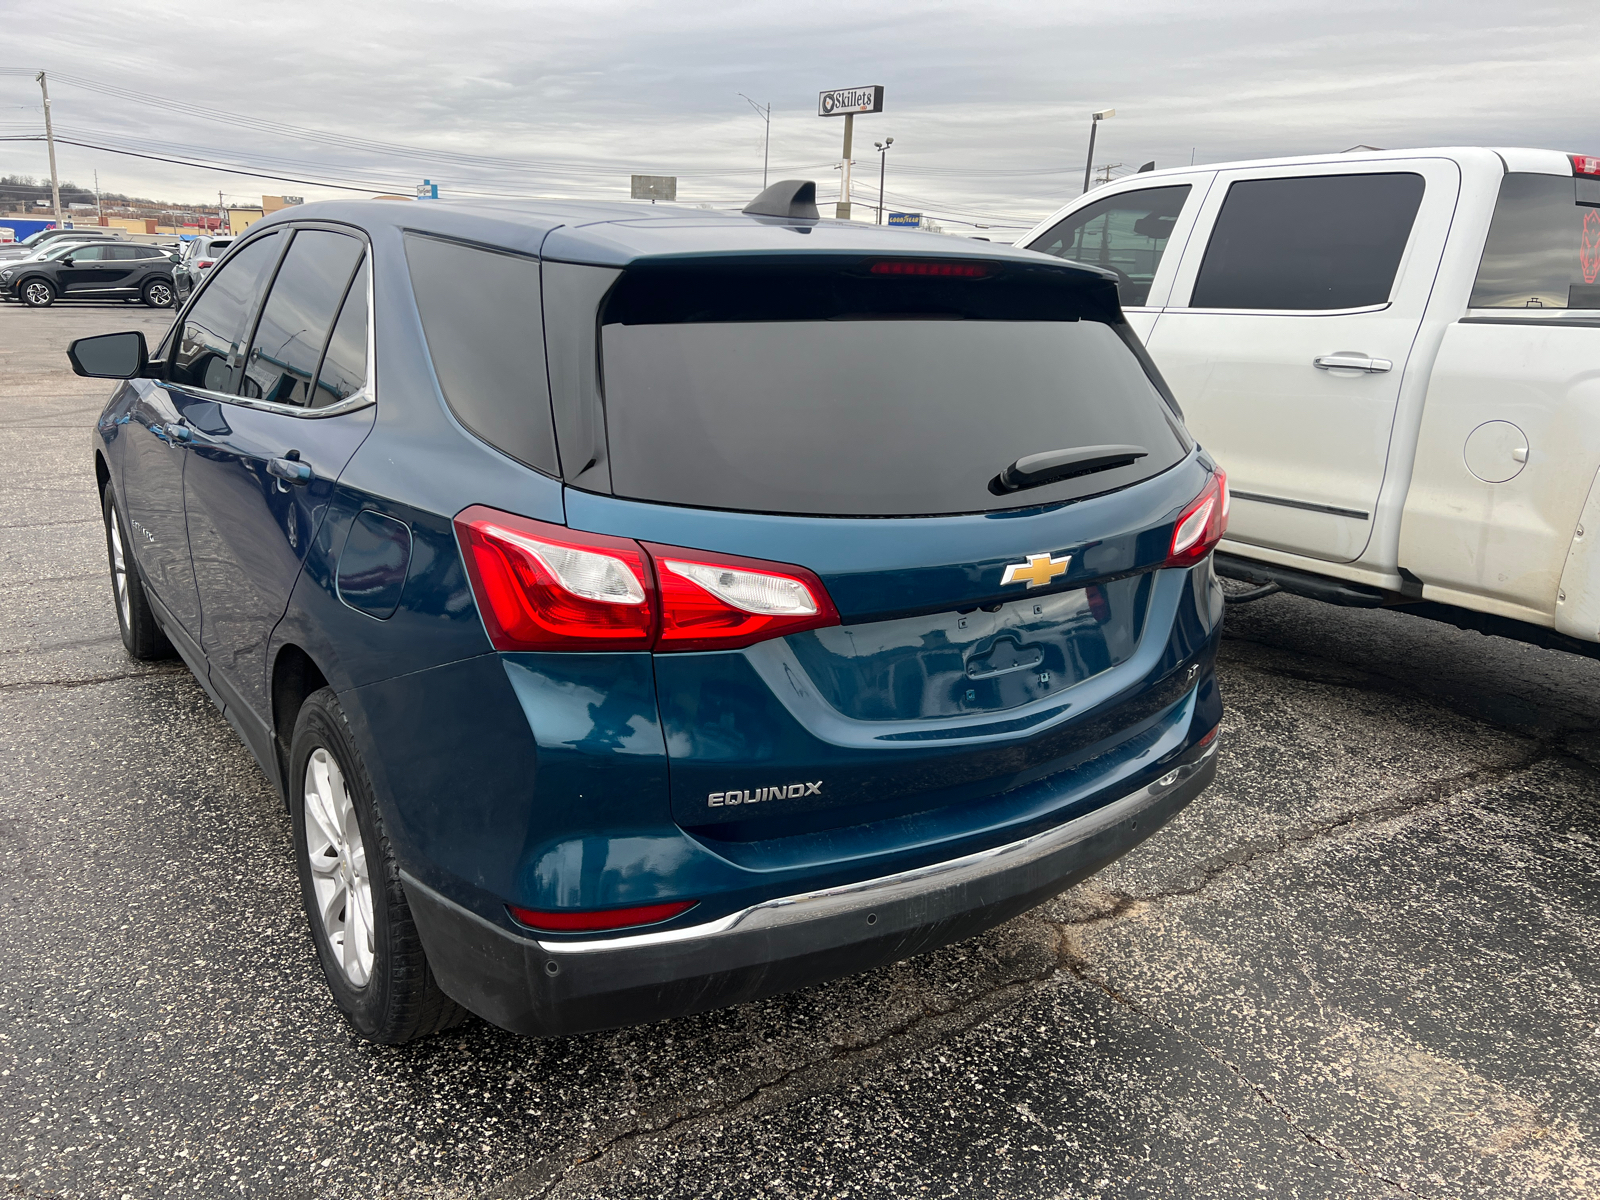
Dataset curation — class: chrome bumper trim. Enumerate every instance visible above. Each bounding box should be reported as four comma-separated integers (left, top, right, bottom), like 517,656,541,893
539,737,1218,955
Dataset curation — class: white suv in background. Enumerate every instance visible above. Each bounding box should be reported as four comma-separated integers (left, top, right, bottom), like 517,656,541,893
1020,147,1600,658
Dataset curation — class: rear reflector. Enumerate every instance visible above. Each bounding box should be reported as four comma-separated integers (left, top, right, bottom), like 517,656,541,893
1166,468,1229,567
1196,722,1219,747
1573,155,1600,178
870,260,990,277
455,505,841,653
507,899,698,933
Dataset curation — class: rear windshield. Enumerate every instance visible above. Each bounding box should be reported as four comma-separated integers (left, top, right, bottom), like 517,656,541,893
597,258,1189,516
1470,173,1600,309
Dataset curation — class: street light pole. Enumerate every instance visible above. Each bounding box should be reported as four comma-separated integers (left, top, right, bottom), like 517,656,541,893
36,71,61,223
738,94,771,190
1082,108,1114,195
874,137,894,224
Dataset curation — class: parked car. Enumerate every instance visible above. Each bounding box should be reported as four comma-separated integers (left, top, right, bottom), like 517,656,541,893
1020,147,1600,657
3,243,177,307
173,234,234,301
72,186,1225,1043
0,239,124,300
0,225,123,261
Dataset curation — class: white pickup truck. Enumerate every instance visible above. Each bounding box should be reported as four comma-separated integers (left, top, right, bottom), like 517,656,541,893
1021,146,1600,655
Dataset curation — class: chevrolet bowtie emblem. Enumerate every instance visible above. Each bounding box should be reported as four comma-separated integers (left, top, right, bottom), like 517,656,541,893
1001,552,1072,589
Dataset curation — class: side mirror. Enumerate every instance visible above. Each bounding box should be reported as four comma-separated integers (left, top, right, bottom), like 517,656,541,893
67,331,149,380
59,254,74,266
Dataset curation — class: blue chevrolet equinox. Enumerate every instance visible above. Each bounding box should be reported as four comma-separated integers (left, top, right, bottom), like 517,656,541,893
72,180,1225,1044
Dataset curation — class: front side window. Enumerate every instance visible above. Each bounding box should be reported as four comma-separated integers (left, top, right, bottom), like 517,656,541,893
1469,173,1600,309
66,245,108,262
239,229,365,406
169,232,282,394
1028,185,1191,307
1189,172,1425,310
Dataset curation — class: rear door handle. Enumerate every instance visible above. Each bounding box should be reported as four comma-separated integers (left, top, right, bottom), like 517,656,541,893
268,456,313,485
1313,353,1392,373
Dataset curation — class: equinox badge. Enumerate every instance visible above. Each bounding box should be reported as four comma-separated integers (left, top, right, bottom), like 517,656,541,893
1001,552,1071,589
708,781,822,808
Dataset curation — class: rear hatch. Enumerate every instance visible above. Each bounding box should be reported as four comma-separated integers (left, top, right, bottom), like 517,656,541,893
566,252,1209,853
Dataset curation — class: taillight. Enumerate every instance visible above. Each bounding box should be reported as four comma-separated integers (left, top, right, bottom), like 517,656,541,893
650,546,839,651
196,258,215,269
1166,469,1228,566
454,506,841,653
1572,154,1600,178
507,899,698,933
454,507,655,651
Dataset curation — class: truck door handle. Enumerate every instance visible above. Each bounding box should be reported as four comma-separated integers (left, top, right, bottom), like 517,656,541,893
1313,353,1392,373
267,455,313,485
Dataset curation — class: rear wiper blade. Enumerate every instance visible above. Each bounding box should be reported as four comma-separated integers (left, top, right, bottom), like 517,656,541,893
989,444,1148,495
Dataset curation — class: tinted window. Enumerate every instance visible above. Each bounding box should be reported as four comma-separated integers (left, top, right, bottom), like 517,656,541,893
170,232,282,393
66,245,108,262
1189,173,1425,310
1470,173,1600,308
239,230,364,406
108,245,154,260
597,259,1187,516
404,233,558,475
1028,185,1191,306
311,258,369,407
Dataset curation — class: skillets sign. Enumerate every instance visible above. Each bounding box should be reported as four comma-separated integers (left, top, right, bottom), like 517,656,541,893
818,86,884,116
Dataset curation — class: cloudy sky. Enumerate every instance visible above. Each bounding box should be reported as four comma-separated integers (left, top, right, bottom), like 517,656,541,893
3,0,1596,232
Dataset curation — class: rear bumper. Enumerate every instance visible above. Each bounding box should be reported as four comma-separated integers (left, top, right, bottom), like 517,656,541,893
402,738,1217,1038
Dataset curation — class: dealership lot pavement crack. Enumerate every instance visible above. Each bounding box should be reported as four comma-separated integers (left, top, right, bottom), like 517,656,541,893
3,303,1597,1200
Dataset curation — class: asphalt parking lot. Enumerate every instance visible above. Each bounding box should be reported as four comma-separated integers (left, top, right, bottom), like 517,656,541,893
2,300,1598,1200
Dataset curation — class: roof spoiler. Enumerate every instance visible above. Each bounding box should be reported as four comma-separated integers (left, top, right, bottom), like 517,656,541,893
743,179,820,220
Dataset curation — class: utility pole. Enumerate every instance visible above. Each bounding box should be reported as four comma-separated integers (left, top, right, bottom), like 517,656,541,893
738,94,771,190
874,137,894,224
1082,108,1114,195
36,71,61,224
94,169,101,222
838,112,854,220
1094,163,1123,187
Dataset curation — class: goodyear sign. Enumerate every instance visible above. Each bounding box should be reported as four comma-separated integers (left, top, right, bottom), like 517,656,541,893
818,86,884,116
887,212,921,228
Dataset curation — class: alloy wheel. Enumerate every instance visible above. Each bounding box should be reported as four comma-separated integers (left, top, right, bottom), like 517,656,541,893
303,747,376,986
146,281,173,307
22,281,50,306
108,511,131,629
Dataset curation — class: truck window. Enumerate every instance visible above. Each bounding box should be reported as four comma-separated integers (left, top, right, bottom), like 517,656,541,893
1189,172,1425,310
1028,185,1191,307
1469,173,1600,309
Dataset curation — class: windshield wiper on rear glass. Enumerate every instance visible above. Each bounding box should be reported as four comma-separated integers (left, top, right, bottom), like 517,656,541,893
989,444,1148,495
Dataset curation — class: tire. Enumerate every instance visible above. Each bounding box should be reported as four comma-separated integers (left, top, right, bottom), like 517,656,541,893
142,278,174,308
102,486,174,660
20,278,53,307
290,687,467,1044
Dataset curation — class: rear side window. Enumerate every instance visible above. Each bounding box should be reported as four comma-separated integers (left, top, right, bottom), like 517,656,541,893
1189,173,1425,310
240,229,365,406
312,258,369,407
170,232,282,393
1028,185,1191,307
404,233,558,476
1470,173,1600,308
597,258,1188,517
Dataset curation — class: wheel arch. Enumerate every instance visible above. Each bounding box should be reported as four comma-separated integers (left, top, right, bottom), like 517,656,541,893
94,449,111,502
272,642,330,797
